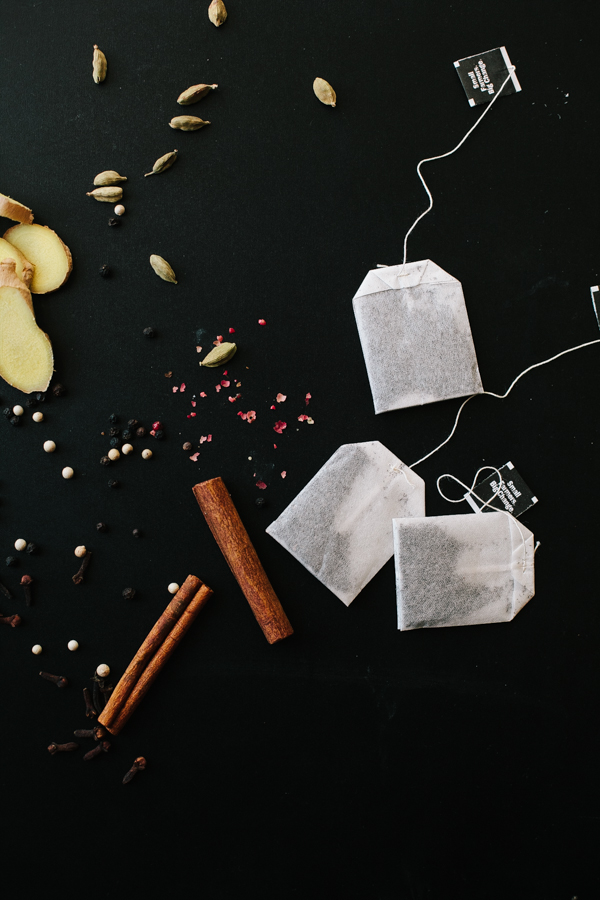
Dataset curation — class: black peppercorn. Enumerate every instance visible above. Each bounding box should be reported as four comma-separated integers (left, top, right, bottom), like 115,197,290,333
182,442,192,451
109,436,121,448
108,479,119,488
5,557,17,567
3,407,12,418
143,327,155,338
132,528,142,538
255,497,267,508
25,542,37,554
100,456,111,466
99,264,110,278
122,587,136,600
136,426,146,438
35,392,46,403
52,383,66,397
9,416,21,426
121,429,132,441
26,397,38,408
153,430,164,440
96,522,107,532
108,217,121,227
109,414,118,424
109,426,120,437
127,419,139,429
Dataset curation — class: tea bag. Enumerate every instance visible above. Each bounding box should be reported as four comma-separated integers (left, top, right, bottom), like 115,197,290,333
353,260,484,413
394,511,535,630
267,441,425,606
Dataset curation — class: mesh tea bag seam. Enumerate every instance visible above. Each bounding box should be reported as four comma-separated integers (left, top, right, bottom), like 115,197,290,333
267,441,426,607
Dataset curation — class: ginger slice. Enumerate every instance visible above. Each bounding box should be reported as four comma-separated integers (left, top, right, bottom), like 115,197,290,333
0,239,34,287
0,259,53,393
2,223,72,294
0,191,34,225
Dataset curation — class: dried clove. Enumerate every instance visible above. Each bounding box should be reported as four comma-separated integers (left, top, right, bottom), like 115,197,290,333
74,726,106,741
83,740,111,761
48,742,79,754
0,613,21,627
0,578,12,600
123,757,147,784
20,575,33,606
40,671,68,688
83,687,98,718
72,551,92,585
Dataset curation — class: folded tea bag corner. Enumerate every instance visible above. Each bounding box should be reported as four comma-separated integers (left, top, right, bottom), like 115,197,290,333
353,260,484,414
266,440,425,606
394,511,535,630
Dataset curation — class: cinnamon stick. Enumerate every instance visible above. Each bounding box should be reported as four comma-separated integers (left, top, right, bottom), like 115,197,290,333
106,582,213,735
193,477,293,644
98,575,201,731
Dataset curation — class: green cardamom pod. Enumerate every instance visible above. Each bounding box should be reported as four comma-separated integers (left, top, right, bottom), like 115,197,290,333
145,150,178,177
177,83,218,105
149,254,177,284
93,170,128,186
86,186,123,202
200,342,237,367
313,77,336,107
208,0,227,26
169,116,210,132
93,45,107,84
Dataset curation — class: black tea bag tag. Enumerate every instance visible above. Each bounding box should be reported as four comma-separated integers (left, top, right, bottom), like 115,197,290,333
454,47,521,107
464,462,538,518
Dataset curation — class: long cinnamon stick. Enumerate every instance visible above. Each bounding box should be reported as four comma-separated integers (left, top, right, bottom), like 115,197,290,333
106,583,213,735
98,575,201,731
193,477,293,644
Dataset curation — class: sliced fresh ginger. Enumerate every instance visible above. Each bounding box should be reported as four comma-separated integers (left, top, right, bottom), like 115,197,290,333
0,258,53,393
0,191,34,225
3,223,72,294
0,238,34,287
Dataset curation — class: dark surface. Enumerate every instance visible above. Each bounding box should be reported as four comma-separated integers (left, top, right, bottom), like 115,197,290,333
0,2,597,898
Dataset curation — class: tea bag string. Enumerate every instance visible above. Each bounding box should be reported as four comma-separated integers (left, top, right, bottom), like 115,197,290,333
402,68,515,267
437,467,535,570
410,337,600,468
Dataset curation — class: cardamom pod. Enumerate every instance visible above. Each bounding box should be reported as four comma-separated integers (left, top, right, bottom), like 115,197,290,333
177,83,218,105
169,116,210,132
93,45,107,84
208,0,227,26
200,342,237,367
149,255,177,284
313,77,336,107
93,170,128,186
144,150,178,177
86,186,123,202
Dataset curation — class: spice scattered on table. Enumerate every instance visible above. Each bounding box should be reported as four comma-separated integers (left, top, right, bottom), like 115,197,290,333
32,411,44,422
74,546,87,558
142,449,152,459
149,255,177,283
62,466,74,479
32,644,42,655
123,756,147,784
208,0,227,26
96,664,110,678
167,583,180,595
84,740,111,761
313,77,337,107
43,440,56,453
21,575,33,606
67,640,79,651
14,539,26,552
145,150,178,177
48,741,79,754
122,588,136,600
39,671,68,688
92,44,107,83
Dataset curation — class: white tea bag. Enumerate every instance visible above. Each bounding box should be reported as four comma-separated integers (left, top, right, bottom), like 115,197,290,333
267,441,425,606
353,260,484,413
394,511,535,630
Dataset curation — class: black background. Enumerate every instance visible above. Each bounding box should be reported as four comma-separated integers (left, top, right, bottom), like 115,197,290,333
1,2,597,898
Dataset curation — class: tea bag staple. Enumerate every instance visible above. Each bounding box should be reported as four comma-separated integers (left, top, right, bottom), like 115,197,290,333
394,511,535,630
266,441,425,606
353,260,484,414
